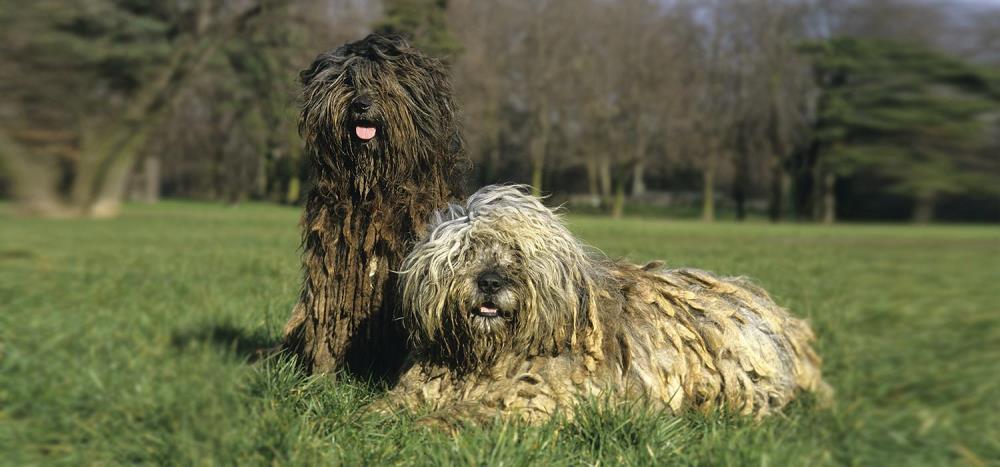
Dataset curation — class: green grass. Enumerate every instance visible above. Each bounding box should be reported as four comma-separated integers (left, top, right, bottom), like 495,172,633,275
1,201,998,466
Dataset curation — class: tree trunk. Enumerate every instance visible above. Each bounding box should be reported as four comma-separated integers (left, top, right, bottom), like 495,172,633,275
598,158,612,198
811,160,823,221
529,132,547,198
822,171,836,225
72,121,141,210
486,126,501,185
781,171,791,220
631,160,646,197
69,131,104,211
285,119,304,204
912,192,936,223
88,150,139,217
286,177,301,204
0,134,73,216
255,153,268,200
611,172,627,218
768,161,788,222
732,148,749,222
530,156,543,198
529,101,550,198
734,189,746,221
86,124,154,217
585,158,600,208
702,165,715,222
2,121,148,217
143,157,161,203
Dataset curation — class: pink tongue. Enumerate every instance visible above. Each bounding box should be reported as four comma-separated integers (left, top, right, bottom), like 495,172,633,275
355,126,376,140
479,306,497,316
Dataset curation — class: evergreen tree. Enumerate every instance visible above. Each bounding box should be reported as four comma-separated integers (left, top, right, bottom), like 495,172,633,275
1,0,203,216
803,38,1000,222
0,0,278,216
375,0,460,59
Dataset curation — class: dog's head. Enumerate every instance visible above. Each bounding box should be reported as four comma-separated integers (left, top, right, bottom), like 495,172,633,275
399,185,601,369
299,34,462,182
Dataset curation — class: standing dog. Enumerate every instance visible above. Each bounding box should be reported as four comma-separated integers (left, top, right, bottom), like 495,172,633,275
282,34,464,378
376,185,830,426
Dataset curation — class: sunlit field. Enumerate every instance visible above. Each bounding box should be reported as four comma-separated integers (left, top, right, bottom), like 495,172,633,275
1,202,997,465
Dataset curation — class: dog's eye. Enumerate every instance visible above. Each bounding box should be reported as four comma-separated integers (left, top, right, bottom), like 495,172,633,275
508,250,525,267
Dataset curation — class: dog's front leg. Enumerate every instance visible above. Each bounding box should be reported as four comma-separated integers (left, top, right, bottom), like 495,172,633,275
414,401,508,433
362,395,494,433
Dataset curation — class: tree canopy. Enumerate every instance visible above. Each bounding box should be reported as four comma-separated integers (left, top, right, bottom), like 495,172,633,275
375,0,460,59
803,37,1000,221
2,0,999,222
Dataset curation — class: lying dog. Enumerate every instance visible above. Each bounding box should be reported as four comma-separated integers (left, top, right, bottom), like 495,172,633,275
375,185,830,426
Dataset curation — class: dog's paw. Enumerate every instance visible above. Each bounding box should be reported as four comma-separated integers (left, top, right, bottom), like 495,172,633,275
414,414,463,435
362,398,401,418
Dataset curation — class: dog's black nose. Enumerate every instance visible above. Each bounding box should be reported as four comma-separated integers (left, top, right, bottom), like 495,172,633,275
477,271,504,294
352,95,372,113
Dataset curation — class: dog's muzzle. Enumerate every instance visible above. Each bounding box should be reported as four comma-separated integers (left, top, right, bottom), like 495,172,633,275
477,271,504,294
351,95,377,141
473,271,507,319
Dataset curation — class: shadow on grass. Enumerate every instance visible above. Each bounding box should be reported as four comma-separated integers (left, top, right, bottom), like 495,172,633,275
171,323,279,362
0,248,37,260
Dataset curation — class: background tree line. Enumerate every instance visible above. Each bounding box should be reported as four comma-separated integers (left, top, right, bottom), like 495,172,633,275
1,0,998,222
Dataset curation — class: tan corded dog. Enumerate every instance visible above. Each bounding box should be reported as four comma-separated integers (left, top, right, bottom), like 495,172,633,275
374,185,831,427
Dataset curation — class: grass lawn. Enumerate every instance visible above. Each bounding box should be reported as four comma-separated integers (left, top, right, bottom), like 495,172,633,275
1,201,998,465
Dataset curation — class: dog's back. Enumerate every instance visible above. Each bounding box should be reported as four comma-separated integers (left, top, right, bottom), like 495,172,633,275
608,264,832,416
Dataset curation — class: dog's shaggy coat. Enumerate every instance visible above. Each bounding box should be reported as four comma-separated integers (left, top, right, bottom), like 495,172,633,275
376,185,830,425
282,34,464,377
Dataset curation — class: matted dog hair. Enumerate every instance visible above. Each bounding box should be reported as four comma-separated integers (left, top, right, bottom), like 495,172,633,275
380,185,830,424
